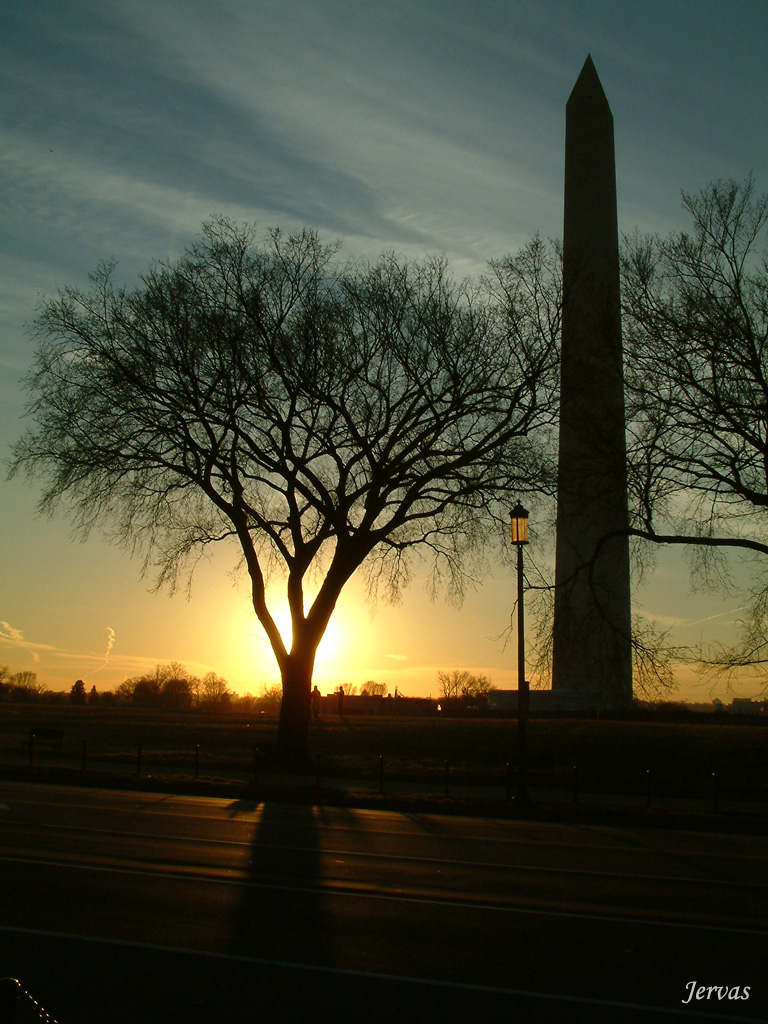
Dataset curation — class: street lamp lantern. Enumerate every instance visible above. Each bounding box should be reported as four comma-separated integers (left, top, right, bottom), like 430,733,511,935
510,502,530,808
509,502,529,546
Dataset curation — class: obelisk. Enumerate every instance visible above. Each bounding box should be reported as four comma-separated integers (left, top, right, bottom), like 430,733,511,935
551,55,633,707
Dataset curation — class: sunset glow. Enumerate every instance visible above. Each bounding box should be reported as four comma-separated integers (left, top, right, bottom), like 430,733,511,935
230,583,370,692
1,3,766,704
260,596,347,670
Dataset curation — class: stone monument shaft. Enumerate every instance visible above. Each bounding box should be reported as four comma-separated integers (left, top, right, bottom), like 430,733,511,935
551,55,633,706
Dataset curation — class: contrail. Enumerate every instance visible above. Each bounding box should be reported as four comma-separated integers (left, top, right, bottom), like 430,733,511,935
85,627,117,679
104,627,116,662
687,605,748,627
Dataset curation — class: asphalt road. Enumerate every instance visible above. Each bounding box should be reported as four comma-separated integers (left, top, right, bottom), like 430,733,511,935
0,781,765,1023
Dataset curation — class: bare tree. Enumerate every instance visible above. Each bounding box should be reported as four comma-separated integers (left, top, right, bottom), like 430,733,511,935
622,177,768,685
437,669,468,699
489,232,703,698
1,670,50,703
256,684,283,711
112,662,196,708
10,220,558,759
436,669,494,701
360,680,387,696
198,671,232,710
160,672,195,711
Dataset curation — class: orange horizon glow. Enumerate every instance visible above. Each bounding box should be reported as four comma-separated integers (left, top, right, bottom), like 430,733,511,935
1,541,756,704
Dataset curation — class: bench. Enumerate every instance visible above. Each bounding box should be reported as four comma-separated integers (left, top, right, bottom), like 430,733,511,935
22,728,65,755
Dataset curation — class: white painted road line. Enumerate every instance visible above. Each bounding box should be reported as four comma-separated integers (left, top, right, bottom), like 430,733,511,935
0,851,766,937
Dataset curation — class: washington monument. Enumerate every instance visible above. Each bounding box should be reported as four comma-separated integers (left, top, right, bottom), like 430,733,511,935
551,56,633,707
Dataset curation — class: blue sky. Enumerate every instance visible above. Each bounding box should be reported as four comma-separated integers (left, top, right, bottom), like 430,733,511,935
2,0,767,699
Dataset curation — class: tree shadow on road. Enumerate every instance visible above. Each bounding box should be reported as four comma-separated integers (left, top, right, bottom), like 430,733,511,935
228,799,329,967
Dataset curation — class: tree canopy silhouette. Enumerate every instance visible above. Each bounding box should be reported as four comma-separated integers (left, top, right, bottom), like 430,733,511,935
10,221,558,758
622,177,768,682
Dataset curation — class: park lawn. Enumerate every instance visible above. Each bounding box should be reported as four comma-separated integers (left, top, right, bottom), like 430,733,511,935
0,704,765,801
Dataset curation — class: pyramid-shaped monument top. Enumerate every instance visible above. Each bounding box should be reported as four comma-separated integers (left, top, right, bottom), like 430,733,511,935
567,54,613,123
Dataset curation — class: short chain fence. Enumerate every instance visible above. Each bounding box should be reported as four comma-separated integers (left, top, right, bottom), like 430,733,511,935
0,979,59,1024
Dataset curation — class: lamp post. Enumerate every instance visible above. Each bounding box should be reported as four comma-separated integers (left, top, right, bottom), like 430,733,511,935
510,502,530,806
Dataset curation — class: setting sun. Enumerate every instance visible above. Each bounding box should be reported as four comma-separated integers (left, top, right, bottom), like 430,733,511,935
268,600,344,669
230,582,369,691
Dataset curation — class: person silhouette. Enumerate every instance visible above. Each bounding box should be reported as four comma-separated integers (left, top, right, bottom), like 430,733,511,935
311,686,322,719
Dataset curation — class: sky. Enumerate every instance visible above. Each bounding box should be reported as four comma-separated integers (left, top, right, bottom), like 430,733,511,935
2,0,768,702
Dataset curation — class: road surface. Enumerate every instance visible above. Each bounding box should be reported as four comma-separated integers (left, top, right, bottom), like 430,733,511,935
0,781,764,1022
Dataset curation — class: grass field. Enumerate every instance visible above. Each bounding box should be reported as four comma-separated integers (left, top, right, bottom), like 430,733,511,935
1,703,766,804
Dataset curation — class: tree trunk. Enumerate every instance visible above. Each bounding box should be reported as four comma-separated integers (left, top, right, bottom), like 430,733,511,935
275,650,315,763
272,557,354,763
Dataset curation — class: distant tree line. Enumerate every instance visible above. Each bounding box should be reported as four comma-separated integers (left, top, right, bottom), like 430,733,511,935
0,668,52,703
328,681,389,697
0,662,282,712
1,661,485,709
112,666,289,713
113,662,229,710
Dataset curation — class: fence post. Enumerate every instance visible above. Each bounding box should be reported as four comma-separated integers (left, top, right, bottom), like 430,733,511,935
505,761,512,802
378,754,385,795
194,743,200,779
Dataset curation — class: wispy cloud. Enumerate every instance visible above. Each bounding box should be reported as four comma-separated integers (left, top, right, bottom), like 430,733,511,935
0,621,23,643
0,617,207,686
0,620,122,676
0,620,56,663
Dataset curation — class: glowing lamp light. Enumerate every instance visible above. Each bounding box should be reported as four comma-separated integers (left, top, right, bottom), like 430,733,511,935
509,502,529,546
